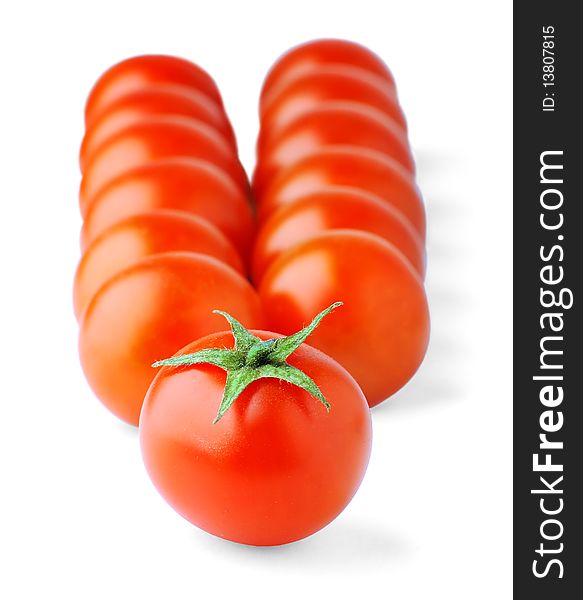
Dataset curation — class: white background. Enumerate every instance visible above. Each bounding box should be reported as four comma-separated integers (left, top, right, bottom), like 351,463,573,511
0,1,512,598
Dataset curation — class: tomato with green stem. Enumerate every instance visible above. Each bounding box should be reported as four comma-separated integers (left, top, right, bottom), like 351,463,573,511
73,210,244,320
258,146,425,240
80,158,254,263
79,252,263,426
260,38,396,113
259,66,405,141
139,303,371,546
259,230,430,407
79,116,247,214
80,84,237,171
253,101,413,198
251,186,425,283
85,54,224,126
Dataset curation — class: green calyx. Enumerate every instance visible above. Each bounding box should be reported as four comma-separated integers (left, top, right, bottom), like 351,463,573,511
152,302,342,423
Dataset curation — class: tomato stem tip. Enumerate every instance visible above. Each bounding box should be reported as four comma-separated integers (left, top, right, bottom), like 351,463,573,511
152,302,342,422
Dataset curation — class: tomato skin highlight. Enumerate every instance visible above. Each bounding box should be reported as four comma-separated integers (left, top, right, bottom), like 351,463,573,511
259,230,430,407
258,146,425,240
85,55,224,126
260,38,396,113
79,252,263,426
259,66,405,141
252,186,425,284
80,158,255,263
79,116,248,214
139,330,371,546
73,211,244,321
80,84,237,171
253,101,414,198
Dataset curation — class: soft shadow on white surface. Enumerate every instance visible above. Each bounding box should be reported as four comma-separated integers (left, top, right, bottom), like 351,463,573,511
412,150,453,176
374,150,473,416
429,240,472,263
429,283,473,311
374,339,465,416
193,518,411,571
423,194,472,220
113,419,139,439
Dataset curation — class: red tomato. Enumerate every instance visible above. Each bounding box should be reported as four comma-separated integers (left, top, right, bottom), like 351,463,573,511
259,66,405,140
80,159,255,263
73,211,244,321
140,329,371,545
253,101,413,197
258,146,425,240
79,252,263,426
80,85,237,171
85,55,223,126
259,231,430,406
79,116,247,214
252,186,425,283
260,38,395,112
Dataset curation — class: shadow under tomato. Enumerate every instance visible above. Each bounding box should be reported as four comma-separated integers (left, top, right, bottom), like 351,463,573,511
112,417,139,438
373,146,475,416
412,150,453,177
192,517,411,570
372,331,465,416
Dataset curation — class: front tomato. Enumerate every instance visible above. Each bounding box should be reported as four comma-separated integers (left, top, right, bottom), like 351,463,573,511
139,306,372,546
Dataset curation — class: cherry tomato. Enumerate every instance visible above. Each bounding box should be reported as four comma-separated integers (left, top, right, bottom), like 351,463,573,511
260,38,395,112
253,101,413,197
79,252,263,426
259,230,430,406
252,186,425,283
80,159,255,263
259,66,405,140
73,211,244,320
140,329,371,546
85,55,223,126
79,116,247,214
80,84,237,171
258,146,425,240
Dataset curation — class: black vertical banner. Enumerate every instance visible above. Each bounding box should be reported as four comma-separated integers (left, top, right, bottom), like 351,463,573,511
514,2,582,599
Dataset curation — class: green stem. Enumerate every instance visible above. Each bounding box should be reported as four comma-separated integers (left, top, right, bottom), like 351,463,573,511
153,302,342,423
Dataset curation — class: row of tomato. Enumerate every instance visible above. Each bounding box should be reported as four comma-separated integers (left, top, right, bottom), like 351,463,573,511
74,44,428,426
74,55,262,426
250,43,429,408
74,40,429,546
